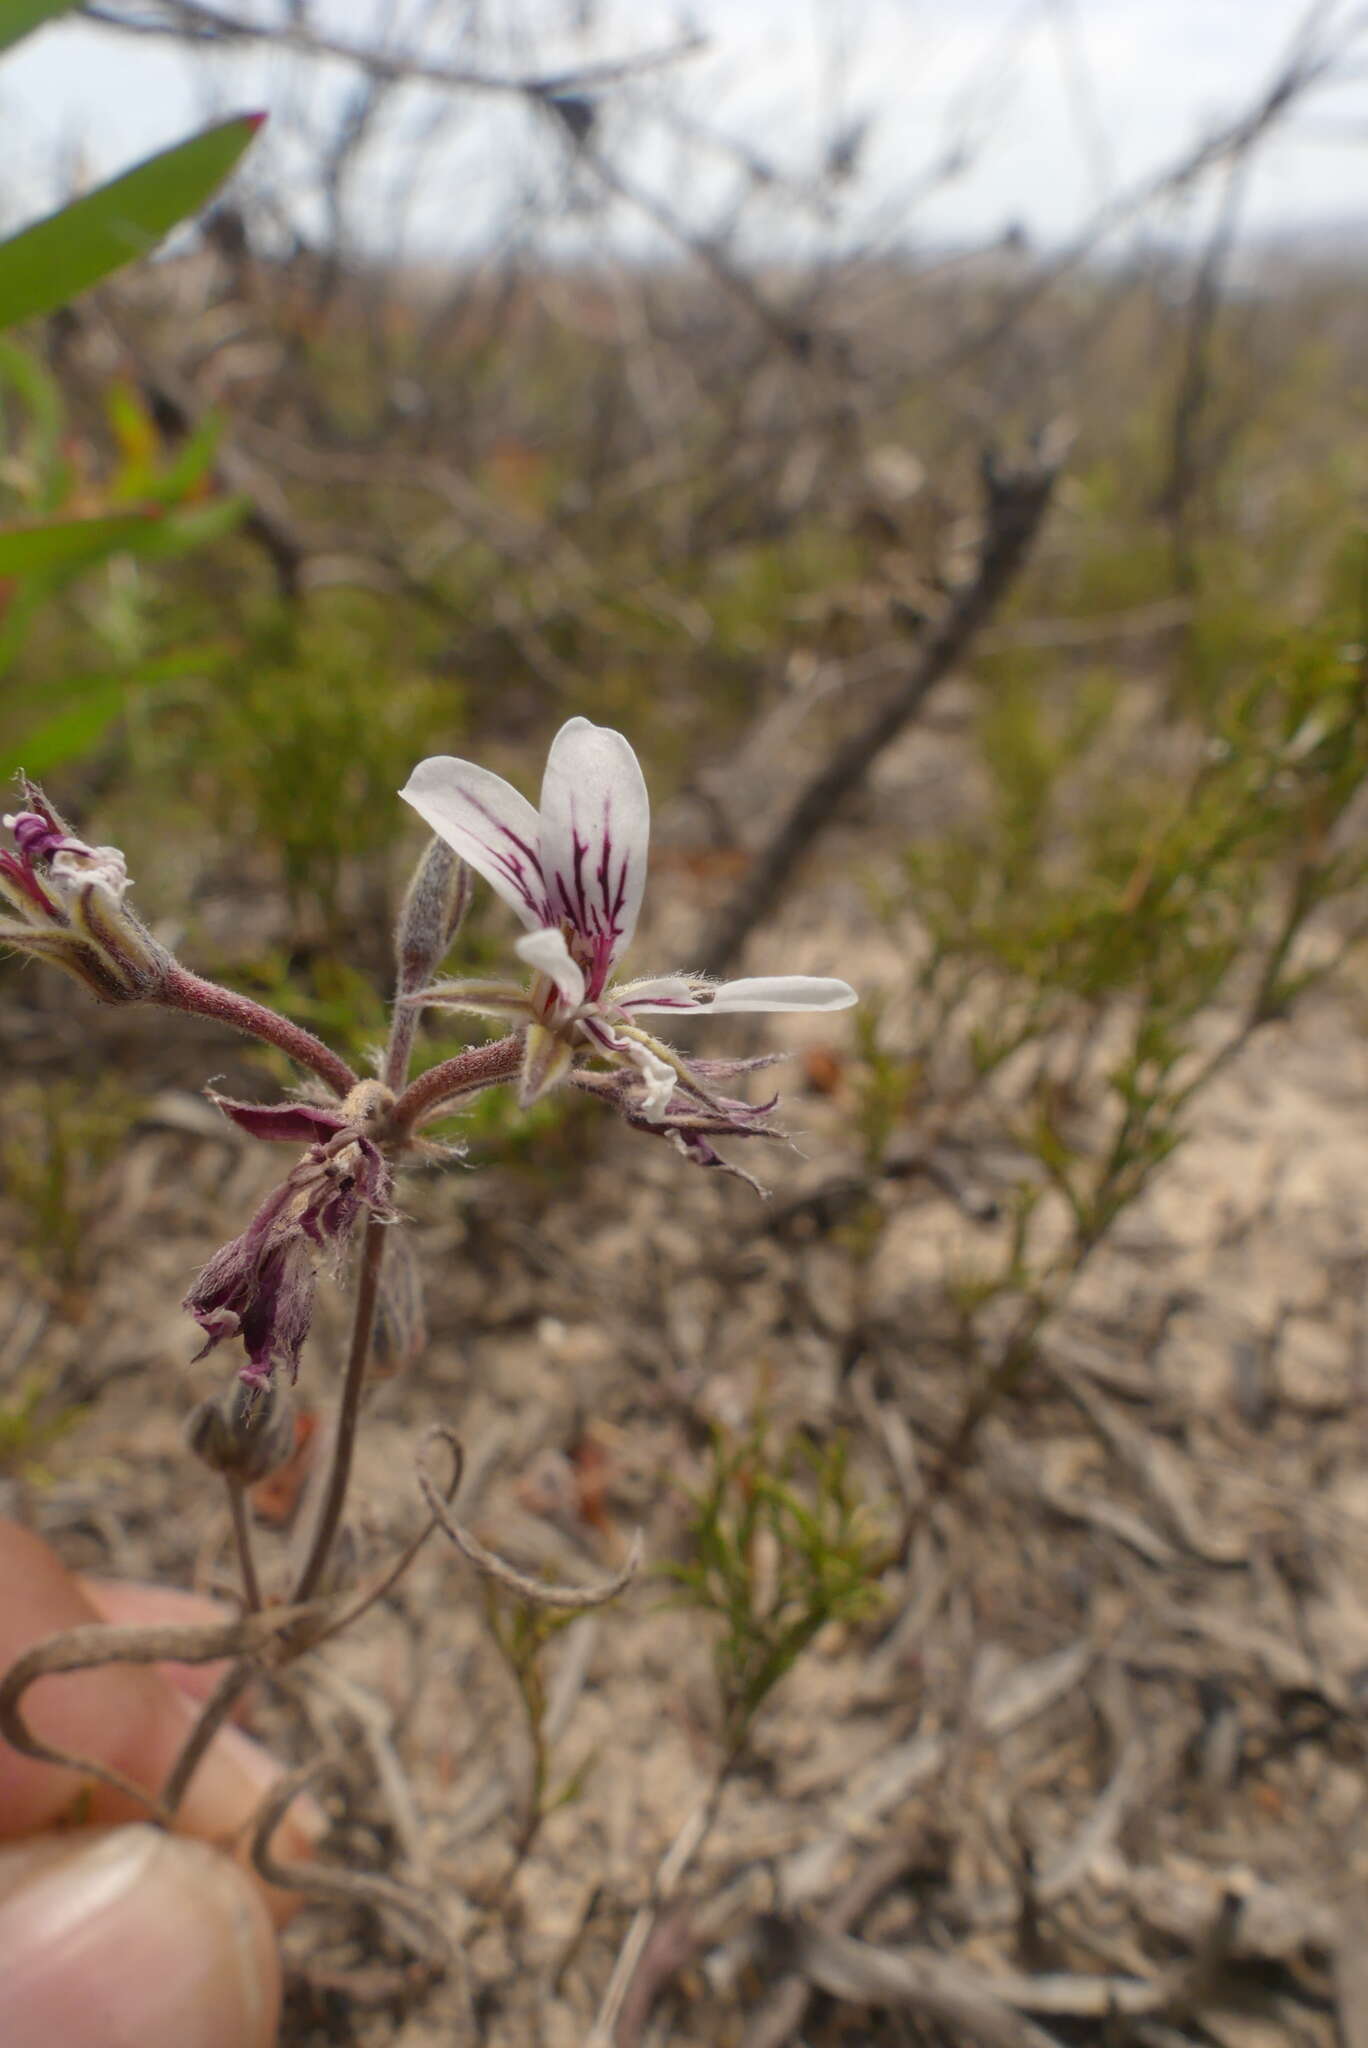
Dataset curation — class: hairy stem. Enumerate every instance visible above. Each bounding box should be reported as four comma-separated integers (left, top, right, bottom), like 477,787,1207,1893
390,1032,523,1132
160,965,357,1097
383,1004,422,1094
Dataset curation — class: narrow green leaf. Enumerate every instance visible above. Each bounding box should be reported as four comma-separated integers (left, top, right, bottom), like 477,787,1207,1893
147,412,225,506
0,512,163,577
3,641,233,777
0,337,67,512
125,494,248,560
0,112,265,333
5,679,128,778
0,0,75,56
0,495,247,580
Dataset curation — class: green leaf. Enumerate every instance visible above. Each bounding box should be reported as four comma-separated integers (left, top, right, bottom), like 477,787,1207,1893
3,641,234,778
0,112,264,333
0,338,67,513
0,0,75,56
6,679,128,778
0,495,247,582
125,494,249,560
0,512,165,577
147,412,225,506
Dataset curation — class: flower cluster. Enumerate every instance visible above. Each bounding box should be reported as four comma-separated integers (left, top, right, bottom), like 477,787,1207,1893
399,716,855,1176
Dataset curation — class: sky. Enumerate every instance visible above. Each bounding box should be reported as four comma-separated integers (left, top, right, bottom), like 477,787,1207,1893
4,1,1367,261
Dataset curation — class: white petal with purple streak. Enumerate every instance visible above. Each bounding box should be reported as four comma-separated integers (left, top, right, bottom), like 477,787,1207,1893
538,718,650,976
400,757,549,931
704,976,858,1013
515,926,587,1007
616,975,700,1013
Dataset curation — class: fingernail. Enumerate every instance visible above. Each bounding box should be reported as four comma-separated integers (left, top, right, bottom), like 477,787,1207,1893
0,1825,281,2048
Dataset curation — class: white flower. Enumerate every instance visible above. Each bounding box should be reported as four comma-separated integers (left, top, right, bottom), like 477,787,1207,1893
399,717,856,1119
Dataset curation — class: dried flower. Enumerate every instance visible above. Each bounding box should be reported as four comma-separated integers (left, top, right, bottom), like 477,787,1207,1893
0,783,173,1001
184,1088,395,1391
399,718,856,1171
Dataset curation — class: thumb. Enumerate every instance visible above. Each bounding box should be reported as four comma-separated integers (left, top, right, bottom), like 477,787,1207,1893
0,1825,282,2048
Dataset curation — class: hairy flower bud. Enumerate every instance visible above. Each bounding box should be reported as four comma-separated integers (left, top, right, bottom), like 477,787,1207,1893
394,837,472,995
0,783,174,1001
186,1379,295,1482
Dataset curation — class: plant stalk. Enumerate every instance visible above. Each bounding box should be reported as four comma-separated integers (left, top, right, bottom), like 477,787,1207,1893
390,1032,523,1133
227,1477,263,1613
160,966,358,1097
292,1213,389,1602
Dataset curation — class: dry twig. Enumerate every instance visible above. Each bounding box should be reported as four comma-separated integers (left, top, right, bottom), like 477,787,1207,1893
699,437,1066,974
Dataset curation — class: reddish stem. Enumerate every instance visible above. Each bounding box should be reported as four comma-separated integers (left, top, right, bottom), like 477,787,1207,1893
391,1034,524,1132
291,1214,388,1602
160,966,357,1097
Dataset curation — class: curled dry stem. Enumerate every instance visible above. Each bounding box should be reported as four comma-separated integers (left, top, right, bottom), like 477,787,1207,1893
162,1657,260,1819
314,1430,465,1642
250,1756,452,1979
165,1437,464,1820
0,1605,328,1825
417,1426,643,1610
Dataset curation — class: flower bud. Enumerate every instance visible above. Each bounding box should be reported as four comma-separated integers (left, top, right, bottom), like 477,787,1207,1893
186,1379,294,1481
394,838,471,995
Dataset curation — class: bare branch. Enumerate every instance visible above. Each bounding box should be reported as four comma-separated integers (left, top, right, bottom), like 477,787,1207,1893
417,1429,642,1611
0,1605,325,1823
81,1,704,101
698,436,1066,975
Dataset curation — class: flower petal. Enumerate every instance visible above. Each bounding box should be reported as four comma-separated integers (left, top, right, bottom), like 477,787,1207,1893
538,718,649,986
704,976,858,1014
615,974,702,1014
516,925,587,1008
400,756,549,931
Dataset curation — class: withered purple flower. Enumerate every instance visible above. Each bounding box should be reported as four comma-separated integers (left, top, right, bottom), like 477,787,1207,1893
185,1087,395,1392
398,718,855,1173
572,1054,783,1193
1,784,172,1001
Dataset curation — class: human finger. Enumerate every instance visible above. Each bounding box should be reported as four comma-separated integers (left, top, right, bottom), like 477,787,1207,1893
0,1825,282,2048
0,1520,315,1890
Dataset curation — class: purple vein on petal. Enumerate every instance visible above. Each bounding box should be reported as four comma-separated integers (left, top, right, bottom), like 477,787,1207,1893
540,719,649,981
400,757,551,930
